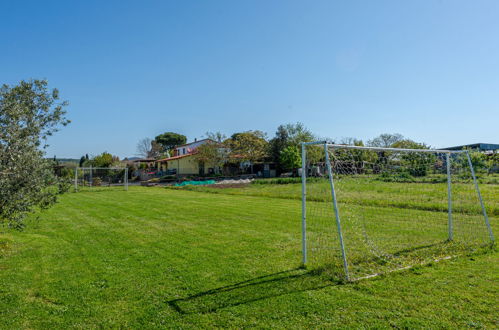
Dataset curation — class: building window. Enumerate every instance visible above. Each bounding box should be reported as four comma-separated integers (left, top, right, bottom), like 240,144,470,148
183,148,186,154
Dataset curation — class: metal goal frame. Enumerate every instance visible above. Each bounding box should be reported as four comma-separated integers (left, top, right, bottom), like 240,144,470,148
74,167,128,191
300,141,494,281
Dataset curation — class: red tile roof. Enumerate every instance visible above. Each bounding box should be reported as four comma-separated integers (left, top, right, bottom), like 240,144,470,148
156,152,198,162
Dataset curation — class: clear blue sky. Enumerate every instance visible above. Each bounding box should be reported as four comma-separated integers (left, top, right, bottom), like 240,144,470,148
2,0,498,158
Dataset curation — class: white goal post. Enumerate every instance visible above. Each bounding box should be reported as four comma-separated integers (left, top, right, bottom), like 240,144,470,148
74,167,128,191
301,141,494,281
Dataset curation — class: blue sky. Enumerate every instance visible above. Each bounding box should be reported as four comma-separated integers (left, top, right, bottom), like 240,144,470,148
1,0,498,158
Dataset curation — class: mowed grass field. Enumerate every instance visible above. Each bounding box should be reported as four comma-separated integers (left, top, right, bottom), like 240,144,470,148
0,184,498,328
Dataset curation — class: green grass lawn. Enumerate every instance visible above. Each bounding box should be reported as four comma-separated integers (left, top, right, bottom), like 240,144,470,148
178,177,499,216
0,186,497,328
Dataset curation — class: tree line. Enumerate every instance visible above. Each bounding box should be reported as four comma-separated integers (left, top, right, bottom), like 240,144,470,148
135,123,318,173
1,79,496,228
135,127,437,174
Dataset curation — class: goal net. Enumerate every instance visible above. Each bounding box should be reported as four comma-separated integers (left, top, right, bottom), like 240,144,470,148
301,142,494,281
74,167,128,191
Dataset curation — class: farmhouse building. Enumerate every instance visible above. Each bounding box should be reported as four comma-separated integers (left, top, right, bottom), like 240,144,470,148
156,139,218,175
131,158,156,168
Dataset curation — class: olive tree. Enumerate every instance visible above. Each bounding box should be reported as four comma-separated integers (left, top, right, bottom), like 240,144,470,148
0,80,69,228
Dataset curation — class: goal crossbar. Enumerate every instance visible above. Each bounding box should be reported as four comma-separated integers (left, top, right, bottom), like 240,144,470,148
302,141,467,154
300,141,494,281
74,167,128,191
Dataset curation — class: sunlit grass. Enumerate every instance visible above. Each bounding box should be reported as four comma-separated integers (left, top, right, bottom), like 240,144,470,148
0,186,496,328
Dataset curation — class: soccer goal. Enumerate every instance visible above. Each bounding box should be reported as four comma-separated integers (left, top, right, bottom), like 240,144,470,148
74,167,128,191
301,141,494,281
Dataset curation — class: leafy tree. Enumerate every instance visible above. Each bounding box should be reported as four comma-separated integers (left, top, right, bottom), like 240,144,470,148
0,80,69,228
226,130,269,173
451,149,488,178
269,123,316,173
391,139,428,150
195,140,228,173
90,152,118,168
367,133,404,148
280,146,301,171
366,134,405,173
334,138,373,173
392,139,433,177
193,132,230,174
154,132,187,152
485,153,499,174
465,149,487,173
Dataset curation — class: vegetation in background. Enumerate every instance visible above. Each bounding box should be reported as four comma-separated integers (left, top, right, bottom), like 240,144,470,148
225,130,269,173
154,132,187,153
391,139,434,177
204,131,227,143
88,152,119,168
0,80,69,228
269,123,317,173
136,137,162,159
367,133,404,148
279,146,301,171
195,140,227,172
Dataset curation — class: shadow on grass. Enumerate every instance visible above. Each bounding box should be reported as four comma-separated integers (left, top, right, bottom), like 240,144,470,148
166,243,495,314
166,268,342,314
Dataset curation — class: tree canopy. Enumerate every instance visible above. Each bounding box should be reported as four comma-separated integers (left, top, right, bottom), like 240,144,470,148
195,140,228,172
154,132,187,152
90,152,119,167
280,146,301,171
269,123,316,172
226,131,269,167
0,80,69,227
367,133,404,148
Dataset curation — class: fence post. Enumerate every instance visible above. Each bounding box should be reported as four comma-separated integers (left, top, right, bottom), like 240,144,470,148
125,168,128,191
74,167,78,192
301,143,307,265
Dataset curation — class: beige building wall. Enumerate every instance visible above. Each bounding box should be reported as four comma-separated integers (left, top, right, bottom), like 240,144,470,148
156,155,218,175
